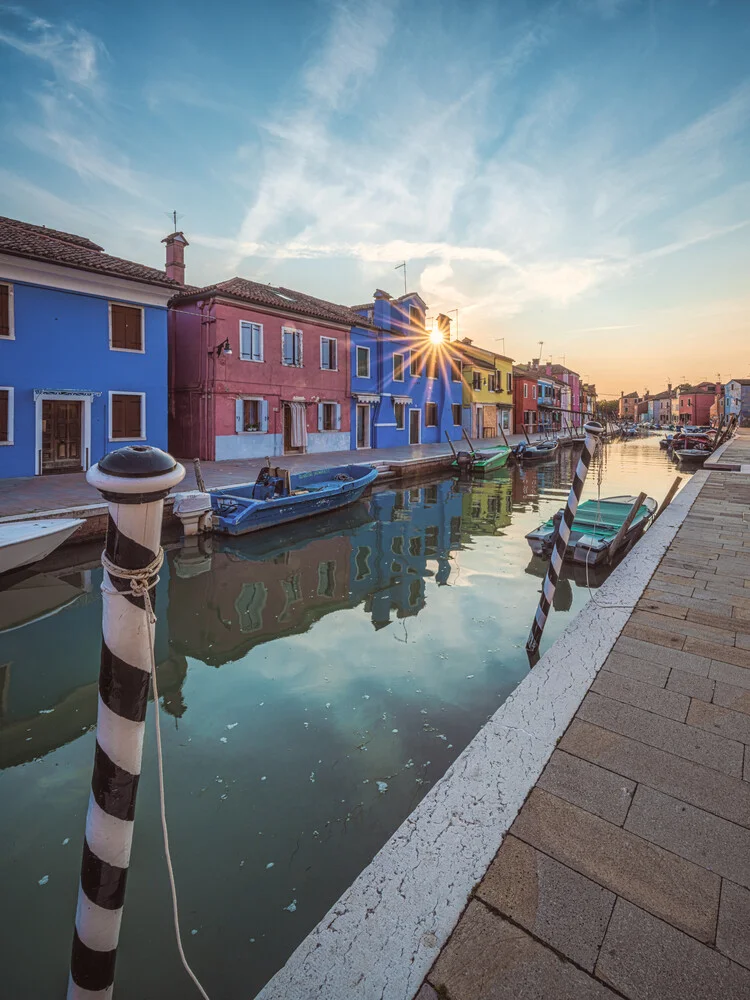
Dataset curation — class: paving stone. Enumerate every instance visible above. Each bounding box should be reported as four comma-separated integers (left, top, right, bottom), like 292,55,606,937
622,622,685,649
667,669,715,702
652,566,697,581
510,788,719,942
710,660,750,692
603,651,669,687
637,596,688,619
692,586,750,611
537,749,635,825
714,682,750,717
736,632,750,649
476,835,615,972
560,718,750,828
614,635,711,676
428,899,617,1000
415,985,439,1000
687,700,750,745
717,881,750,971
596,898,750,1000
685,638,750,669
642,586,695,608
592,669,689,721
649,575,698,594
625,785,750,890
630,610,735,645
687,607,747,633
577,692,744,776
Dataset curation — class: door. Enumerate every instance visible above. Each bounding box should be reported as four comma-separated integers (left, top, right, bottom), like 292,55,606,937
356,404,370,449
476,407,484,438
42,400,83,474
409,408,420,445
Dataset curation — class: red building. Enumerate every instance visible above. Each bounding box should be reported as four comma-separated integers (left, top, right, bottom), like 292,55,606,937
677,382,721,425
169,272,368,460
513,366,538,434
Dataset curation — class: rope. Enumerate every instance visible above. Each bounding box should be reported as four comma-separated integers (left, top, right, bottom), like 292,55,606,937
102,549,212,1000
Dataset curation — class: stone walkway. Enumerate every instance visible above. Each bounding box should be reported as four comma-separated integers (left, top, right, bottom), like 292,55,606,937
420,465,750,999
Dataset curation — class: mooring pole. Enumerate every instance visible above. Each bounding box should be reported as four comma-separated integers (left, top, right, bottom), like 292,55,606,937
68,445,185,999
526,421,603,664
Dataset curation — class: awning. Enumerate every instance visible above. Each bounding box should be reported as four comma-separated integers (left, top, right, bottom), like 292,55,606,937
33,389,101,400
392,395,413,405
355,393,380,404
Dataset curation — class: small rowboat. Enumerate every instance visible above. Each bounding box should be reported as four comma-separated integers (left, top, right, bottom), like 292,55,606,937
451,444,511,474
0,518,84,575
513,440,559,462
674,447,711,466
210,463,378,535
525,495,657,565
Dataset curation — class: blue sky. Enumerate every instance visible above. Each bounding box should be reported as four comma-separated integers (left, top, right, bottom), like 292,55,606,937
1,0,748,394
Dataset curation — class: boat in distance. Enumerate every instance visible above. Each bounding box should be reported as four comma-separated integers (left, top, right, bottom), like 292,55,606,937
210,463,378,535
525,495,657,566
0,518,85,575
513,440,559,461
451,444,511,474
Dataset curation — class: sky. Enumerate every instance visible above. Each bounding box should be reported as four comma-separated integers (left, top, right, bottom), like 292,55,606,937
0,0,748,397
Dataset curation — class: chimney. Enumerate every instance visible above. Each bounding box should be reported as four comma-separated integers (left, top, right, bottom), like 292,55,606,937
531,358,539,367
162,231,189,284
436,313,452,339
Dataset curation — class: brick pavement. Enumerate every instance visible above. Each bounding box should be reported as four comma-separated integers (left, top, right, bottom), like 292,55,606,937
420,466,750,1000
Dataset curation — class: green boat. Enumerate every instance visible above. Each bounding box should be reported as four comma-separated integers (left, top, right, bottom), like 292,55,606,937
451,444,511,474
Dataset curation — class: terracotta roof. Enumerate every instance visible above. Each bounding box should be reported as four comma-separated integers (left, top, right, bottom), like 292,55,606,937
173,276,376,328
0,215,181,288
549,364,581,378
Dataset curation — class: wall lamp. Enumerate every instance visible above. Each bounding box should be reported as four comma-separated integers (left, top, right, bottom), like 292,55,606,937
209,338,232,357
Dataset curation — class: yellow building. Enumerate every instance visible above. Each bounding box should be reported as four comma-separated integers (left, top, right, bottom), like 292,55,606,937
453,338,514,438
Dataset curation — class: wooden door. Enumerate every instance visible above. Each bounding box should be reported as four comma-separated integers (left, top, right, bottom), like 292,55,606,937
356,404,369,449
42,401,83,474
409,408,420,445
283,404,293,453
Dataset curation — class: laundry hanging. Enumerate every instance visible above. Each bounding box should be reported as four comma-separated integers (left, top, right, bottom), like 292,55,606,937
290,402,308,449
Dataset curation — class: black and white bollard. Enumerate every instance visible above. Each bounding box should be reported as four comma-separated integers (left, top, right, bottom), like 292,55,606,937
69,446,184,999
526,421,603,663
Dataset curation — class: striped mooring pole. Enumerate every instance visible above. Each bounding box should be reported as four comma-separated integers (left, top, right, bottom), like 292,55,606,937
69,445,184,999
526,421,603,664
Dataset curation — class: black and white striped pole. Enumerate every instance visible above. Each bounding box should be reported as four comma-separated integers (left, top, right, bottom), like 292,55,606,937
68,445,184,999
526,421,603,664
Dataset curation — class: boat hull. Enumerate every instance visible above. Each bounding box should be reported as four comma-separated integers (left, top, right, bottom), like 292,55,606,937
525,496,657,565
0,518,85,575
452,447,510,474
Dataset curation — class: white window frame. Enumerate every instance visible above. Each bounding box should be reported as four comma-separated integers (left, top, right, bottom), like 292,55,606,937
0,283,15,340
108,390,147,442
452,358,462,383
393,352,405,382
523,383,528,398
281,326,303,367
356,345,371,378
320,336,338,371
425,402,438,427
394,401,406,430
318,400,341,432
239,320,264,362
0,386,13,444
237,396,268,434
506,372,512,394
452,403,462,426
109,302,145,354
410,351,422,378
532,384,537,399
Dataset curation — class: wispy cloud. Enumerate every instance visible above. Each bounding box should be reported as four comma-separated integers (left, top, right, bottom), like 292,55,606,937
0,5,106,90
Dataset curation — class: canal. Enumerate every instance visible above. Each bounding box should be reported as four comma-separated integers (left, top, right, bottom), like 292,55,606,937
0,436,690,998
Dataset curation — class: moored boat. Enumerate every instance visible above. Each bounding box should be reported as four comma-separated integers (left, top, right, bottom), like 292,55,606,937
210,463,378,535
525,495,657,565
513,440,559,462
674,447,711,466
0,518,85,576
451,444,510,474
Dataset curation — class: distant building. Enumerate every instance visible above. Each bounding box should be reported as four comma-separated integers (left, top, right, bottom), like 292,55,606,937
723,379,750,425
512,366,538,435
618,391,639,421
452,338,514,438
677,382,721,426
650,387,676,425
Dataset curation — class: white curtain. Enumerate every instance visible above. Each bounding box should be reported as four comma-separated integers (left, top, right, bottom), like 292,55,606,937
290,402,308,448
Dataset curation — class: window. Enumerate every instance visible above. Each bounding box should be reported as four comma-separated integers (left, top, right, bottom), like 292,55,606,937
356,345,370,378
317,561,336,597
236,397,268,433
410,352,422,377
110,392,145,440
506,372,512,393
425,402,438,427
523,383,528,398
320,336,338,370
110,303,143,351
409,536,422,556
426,352,438,380
392,535,404,555
318,402,340,432
279,574,302,621
282,327,303,366
472,371,482,391
0,387,12,444
0,284,13,339
487,373,496,392
394,401,406,430
532,384,537,399
409,305,423,330
452,403,462,425
355,545,371,581
393,353,405,382
235,582,267,632
451,356,461,382
240,321,263,362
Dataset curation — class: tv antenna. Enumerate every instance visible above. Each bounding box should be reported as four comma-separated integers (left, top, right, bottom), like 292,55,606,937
394,261,407,295
165,209,183,233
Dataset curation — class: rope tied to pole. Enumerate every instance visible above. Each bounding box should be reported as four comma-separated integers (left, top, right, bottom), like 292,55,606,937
98,546,212,1000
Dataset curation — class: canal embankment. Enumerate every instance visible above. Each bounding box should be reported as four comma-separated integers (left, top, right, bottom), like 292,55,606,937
256,433,750,999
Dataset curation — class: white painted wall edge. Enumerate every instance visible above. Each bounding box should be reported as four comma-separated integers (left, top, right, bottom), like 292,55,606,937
255,469,709,1000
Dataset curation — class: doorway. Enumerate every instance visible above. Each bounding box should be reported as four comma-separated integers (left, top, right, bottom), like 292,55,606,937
409,408,420,445
356,404,370,449
283,403,305,454
41,400,83,474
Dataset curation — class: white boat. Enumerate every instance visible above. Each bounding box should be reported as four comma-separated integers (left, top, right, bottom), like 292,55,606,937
0,518,84,575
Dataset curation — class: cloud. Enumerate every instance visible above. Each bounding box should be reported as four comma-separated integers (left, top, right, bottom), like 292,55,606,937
0,5,106,90
577,0,637,18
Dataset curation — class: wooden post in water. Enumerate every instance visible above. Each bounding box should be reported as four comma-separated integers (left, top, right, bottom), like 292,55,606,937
608,491,647,561
445,429,458,459
652,476,682,523
193,457,206,493
68,446,185,999
526,421,603,663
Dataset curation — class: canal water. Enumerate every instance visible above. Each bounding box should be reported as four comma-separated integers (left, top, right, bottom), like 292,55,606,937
0,436,689,998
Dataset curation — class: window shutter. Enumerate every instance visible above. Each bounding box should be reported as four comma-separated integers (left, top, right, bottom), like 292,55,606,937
112,306,126,348
0,285,9,337
236,398,244,432
330,339,337,370
320,338,327,369
335,403,341,430
253,324,263,361
317,402,324,431
0,389,8,441
125,396,141,438
295,330,302,366
261,400,269,432
240,322,250,359
282,331,293,365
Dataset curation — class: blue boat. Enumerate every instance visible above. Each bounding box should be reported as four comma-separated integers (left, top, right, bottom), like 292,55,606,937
210,463,379,535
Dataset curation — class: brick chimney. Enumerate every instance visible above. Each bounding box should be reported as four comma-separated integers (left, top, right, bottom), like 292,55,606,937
162,231,188,284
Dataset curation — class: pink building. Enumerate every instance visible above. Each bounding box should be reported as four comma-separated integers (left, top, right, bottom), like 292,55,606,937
549,365,582,428
169,275,367,460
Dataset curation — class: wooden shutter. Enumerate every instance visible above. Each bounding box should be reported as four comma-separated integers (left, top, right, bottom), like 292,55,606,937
112,394,142,439
0,389,8,441
252,324,263,361
261,400,269,432
329,338,337,370
0,285,9,338
111,304,142,350
317,402,324,431
335,403,341,430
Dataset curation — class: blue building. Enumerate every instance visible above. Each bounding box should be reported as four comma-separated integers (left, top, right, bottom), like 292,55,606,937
0,216,182,479
348,290,464,450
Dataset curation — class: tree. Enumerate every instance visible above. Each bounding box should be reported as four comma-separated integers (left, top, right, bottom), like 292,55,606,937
676,382,692,392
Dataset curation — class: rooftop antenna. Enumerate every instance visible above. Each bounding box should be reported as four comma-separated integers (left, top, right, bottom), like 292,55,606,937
537,340,544,363
395,261,407,296
165,210,183,233
446,308,459,341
